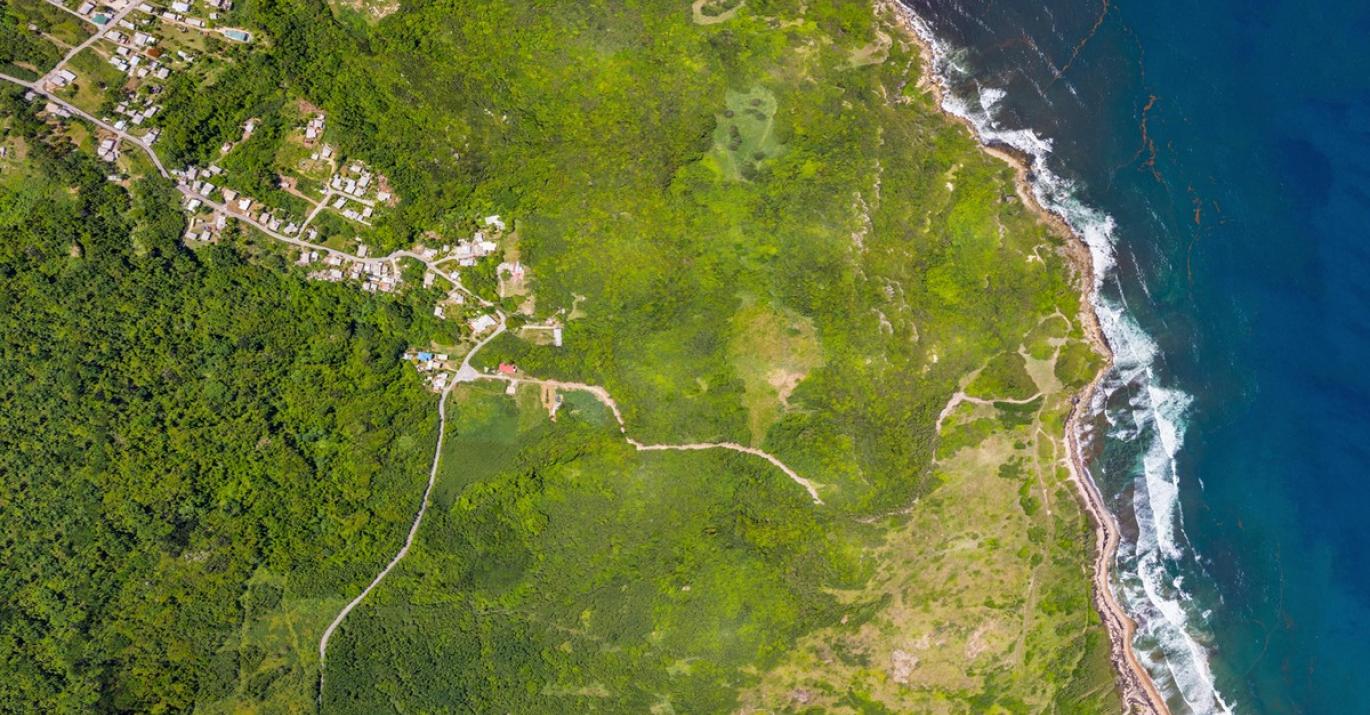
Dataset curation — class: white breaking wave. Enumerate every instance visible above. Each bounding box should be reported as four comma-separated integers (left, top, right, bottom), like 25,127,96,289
901,9,1236,714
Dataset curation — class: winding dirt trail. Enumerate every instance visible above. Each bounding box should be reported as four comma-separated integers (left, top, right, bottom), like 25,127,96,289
477,373,823,504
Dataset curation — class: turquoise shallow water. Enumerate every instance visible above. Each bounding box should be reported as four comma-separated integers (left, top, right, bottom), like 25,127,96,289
906,1,1370,711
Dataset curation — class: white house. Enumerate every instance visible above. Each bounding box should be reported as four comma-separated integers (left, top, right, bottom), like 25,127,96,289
469,314,498,334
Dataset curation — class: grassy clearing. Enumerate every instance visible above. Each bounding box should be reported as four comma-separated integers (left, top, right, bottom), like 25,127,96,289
710,86,783,181
197,570,345,714
967,351,1039,401
325,382,862,712
729,296,823,444
59,46,126,113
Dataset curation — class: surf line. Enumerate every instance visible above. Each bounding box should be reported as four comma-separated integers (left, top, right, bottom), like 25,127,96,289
877,1,1229,711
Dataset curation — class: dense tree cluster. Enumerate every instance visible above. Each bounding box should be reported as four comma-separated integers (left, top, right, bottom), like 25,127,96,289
0,91,436,711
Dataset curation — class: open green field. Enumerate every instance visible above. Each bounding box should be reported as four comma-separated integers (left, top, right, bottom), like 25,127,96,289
59,46,125,113
711,86,784,181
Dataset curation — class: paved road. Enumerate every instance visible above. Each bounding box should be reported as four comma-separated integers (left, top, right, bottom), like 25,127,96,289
313,309,503,705
0,72,493,307
315,379,456,704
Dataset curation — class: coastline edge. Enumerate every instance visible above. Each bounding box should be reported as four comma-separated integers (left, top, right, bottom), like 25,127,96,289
875,2,1171,712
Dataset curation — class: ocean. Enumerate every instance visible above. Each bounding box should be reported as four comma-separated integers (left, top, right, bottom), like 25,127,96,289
901,0,1370,712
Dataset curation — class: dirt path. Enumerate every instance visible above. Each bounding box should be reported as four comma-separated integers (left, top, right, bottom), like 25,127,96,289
934,388,1043,434
479,372,823,504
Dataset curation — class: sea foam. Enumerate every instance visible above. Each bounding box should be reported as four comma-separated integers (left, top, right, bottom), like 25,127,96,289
901,9,1235,713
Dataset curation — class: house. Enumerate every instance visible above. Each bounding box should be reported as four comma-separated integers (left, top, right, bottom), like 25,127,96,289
237,197,252,211
469,314,498,334
171,1,190,12
498,363,517,375
484,214,506,231
553,327,563,347
78,1,95,13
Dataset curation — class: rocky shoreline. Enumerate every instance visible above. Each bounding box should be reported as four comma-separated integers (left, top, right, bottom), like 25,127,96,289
878,2,1170,711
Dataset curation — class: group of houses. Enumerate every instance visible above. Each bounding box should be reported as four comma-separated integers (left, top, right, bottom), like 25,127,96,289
405,350,453,391
325,160,390,225
304,253,401,294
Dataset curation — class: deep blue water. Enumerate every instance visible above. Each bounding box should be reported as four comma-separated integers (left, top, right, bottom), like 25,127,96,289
906,1,1370,712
